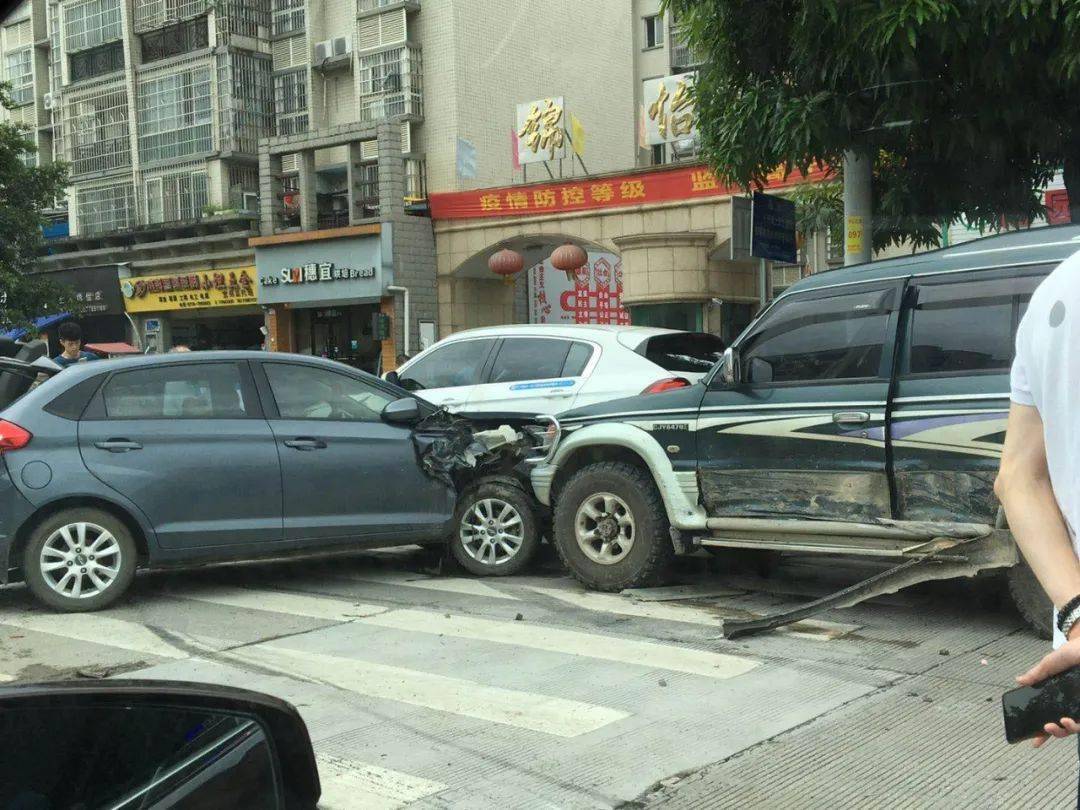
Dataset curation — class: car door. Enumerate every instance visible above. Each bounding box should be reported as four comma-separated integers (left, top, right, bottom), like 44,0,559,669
697,282,901,522
257,360,454,542
78,361,284,550
891,266,1052,523
395,338,497,410
461,337,595,415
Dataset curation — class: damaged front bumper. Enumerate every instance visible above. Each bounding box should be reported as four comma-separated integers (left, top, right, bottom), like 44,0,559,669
411,409,548,487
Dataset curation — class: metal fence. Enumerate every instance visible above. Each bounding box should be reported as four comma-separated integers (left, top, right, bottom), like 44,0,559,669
76,180,136,235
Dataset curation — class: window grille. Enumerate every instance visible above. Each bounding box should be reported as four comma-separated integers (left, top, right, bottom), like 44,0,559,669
3,48,33,106
215,0,268,40
216,50,272,155
64,86,131,176
140,16,209,64
76,181,135,235
272,0,304,36
65,0,122,53
137,64,213,164
69,40,125,82
134,0,208,34
357,45,422,121
273,67,308,135
144,168,208,223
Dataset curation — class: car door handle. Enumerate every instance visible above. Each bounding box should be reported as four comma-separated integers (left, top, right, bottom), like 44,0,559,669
832,411,871,425
284,438,327,450
94,439,143,453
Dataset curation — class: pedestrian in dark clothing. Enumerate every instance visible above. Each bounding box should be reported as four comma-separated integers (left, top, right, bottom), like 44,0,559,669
52,322,97,368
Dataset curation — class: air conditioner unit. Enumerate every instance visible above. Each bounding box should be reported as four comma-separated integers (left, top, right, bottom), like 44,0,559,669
332,36,351,57
313,39,332,62
43,92,56,110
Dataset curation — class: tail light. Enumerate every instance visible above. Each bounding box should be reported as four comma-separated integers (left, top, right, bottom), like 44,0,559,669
641,377,691,395
0,420,31,454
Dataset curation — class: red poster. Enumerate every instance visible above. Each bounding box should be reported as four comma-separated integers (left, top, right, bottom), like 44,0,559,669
430,163,831,221
529,250,630,326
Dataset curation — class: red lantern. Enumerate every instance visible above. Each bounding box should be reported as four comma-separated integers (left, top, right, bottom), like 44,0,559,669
550,242,588,281
488,248,524,284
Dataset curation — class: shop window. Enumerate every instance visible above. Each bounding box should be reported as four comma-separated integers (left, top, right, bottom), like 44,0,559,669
264,363,394,422
103,363,247,419
137,66,213,164
140,16,209,64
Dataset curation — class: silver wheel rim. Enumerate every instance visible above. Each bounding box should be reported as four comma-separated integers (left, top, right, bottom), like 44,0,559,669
460,498,525,567
39,522,121,600
575,492,635,565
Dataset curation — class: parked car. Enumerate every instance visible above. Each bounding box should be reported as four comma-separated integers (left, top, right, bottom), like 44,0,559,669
529,225,1080,638
0,352,542,612
386,325,726,417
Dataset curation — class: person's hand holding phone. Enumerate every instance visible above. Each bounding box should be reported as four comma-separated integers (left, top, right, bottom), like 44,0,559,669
1017,631,1080,747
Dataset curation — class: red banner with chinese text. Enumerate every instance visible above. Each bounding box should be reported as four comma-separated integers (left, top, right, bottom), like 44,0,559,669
429,164,832,221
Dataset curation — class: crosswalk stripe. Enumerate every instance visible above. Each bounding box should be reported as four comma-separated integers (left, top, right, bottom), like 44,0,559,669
172,588,388,622
343,571,520,601
0,613,189,660
360,610,759,679
227,644,629,737
316,755,446,810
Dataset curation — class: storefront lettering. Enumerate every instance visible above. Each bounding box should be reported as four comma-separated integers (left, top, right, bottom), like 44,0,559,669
126,270,253,300
260,262,375,287
518,98,564,160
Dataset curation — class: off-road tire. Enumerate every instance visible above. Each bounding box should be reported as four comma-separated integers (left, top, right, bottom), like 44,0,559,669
23,508,137,612
1008,560,1053,640
451,481,540,577
553,461,674,591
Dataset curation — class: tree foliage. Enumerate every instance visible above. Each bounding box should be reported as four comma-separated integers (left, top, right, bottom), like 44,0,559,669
666,0,1080,248
0,84,76,332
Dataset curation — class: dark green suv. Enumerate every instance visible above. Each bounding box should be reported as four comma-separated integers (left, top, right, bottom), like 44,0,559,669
531,225,1080,638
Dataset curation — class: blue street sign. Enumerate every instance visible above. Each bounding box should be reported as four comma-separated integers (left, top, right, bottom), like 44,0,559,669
751,191,797,263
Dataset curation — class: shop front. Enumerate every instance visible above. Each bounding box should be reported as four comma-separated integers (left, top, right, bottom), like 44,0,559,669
121,267,261,353
254,229,389,374
13,266,129,352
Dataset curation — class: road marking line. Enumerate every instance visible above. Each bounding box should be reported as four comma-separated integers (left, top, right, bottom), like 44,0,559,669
360,609,758,679
172,588,388,622
227,644,628,737
344,571,519,600
0,613,188,660
0,672,15,682
529,585,727,627
316,755,446,810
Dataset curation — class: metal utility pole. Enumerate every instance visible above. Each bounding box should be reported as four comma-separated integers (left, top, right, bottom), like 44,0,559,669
843,149,873,265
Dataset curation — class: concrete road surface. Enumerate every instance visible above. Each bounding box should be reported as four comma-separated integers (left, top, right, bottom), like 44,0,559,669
0,548,1072,809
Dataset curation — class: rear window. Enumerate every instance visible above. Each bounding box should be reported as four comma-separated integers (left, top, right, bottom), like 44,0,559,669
641,333,726,374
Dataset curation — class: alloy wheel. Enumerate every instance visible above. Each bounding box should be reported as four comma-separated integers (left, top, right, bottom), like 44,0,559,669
459,498,525,567
574,492,635,564
39,522,122,600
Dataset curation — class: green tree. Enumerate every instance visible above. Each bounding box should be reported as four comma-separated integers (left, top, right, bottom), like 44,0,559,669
0,84,76,332
666,0,1080,248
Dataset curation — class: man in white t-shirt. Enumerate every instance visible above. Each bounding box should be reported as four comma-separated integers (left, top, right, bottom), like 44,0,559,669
996,246,1080,761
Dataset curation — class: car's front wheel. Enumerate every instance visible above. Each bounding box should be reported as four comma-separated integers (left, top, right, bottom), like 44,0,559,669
23,508,137,612
451,481,540,576
553,461,674,591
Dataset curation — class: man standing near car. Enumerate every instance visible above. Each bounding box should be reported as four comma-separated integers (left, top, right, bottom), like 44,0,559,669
52,321,97,368
996,249,1080,769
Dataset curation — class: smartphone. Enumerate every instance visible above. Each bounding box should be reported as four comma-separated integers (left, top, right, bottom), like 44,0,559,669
1002,666,1080,743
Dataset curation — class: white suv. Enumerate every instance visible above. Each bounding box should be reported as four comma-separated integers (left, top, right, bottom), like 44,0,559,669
388,325,725,416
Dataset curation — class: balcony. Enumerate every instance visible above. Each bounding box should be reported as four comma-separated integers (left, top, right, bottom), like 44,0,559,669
669,27,704,70
357,0,420,16
357,45,423,122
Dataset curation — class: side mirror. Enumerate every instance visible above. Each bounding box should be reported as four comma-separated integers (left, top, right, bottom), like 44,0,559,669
384,370,401,385
719,346,741,385
0,680,320,809
383,396,421,423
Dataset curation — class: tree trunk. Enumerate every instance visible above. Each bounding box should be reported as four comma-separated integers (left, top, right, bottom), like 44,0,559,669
1065,153,1080,224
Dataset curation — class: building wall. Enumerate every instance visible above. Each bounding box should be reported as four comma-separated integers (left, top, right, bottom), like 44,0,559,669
418,0,637,194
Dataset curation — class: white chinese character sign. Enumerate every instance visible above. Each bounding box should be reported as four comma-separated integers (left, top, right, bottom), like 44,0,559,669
528,250,630,326
515,97,567,165
643,75,697,146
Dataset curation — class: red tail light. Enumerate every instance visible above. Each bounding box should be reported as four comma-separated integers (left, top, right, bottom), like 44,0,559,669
641,377,691,395
0,420,32,453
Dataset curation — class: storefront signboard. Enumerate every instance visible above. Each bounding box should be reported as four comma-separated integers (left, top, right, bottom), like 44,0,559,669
36,266,126,315
528,250,630,326
643,74,697,146
121,267,257,313
429,163,831,220
515,96,567,164
255,235,383,306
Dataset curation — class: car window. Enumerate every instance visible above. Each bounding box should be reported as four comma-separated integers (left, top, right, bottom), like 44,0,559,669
398,339,496,391
265,363,395,421
489,338,573,384
562,342,594,377
643,333,726,374
906,273,1048,375
740,287,894,384
102,363,247,419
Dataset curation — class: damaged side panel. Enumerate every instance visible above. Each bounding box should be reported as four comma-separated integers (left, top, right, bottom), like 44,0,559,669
412,410,534,488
